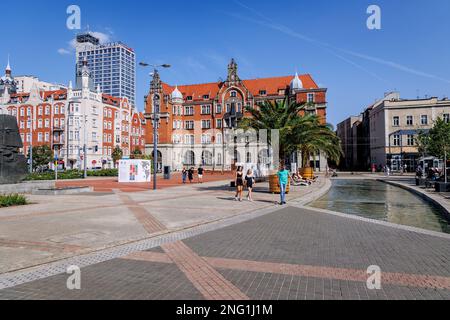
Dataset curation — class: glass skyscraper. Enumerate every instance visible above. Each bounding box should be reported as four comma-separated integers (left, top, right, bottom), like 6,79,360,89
75,33,136,106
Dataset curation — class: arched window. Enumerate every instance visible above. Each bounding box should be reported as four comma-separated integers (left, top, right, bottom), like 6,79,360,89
246,152,252,163
184,150,195,165
202,151,213,166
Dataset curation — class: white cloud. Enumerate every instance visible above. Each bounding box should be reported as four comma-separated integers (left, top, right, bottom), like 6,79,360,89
57,48,71,55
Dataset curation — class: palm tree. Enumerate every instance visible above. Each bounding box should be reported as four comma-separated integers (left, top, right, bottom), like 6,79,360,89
291,117,342,168
239,98,306,162
239,98,342,168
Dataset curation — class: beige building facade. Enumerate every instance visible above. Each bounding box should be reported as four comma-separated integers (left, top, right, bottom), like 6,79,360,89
370,94,450,171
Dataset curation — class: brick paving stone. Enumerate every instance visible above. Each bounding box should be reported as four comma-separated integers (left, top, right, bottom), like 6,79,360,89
184,206,450,277
0,259,203,300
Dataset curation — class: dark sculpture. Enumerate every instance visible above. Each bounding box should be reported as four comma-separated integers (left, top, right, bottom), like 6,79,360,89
0,115,28,184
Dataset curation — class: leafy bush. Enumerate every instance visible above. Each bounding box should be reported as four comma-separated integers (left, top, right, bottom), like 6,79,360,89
0,194,28,208
87,169,118,177
25,169,118,180
25,170,84,181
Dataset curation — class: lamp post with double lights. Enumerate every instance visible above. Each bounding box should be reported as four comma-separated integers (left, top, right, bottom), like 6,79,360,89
139,62,171,190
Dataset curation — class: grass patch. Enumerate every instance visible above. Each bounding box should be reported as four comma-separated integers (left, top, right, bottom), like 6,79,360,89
0,194,28,208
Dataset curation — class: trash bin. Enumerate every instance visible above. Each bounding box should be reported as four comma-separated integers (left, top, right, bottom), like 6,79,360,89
164,166,171,180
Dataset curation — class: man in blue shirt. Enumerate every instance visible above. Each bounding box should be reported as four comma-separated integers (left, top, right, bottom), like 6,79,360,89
277,165,290,205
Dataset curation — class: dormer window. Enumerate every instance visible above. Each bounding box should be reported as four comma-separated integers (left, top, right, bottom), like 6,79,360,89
259,90,267,96
187,96,193,101
203,95,210,100
230,91,237,98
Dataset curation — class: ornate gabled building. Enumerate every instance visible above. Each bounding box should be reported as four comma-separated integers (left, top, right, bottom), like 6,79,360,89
0,59,146,170
145,59,328,171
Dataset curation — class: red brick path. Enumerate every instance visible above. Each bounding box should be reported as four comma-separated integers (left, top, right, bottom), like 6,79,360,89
161,242,250,300
116,193,166,234
122,250,450,291
56,171,234,193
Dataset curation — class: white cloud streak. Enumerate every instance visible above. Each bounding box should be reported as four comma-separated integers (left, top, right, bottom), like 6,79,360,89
231,1,450,84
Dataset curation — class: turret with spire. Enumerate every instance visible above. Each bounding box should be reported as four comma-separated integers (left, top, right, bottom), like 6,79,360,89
0,56,17,98
226,58,240,84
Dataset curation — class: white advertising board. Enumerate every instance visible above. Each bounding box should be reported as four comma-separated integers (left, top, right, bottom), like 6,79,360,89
118,160,152,183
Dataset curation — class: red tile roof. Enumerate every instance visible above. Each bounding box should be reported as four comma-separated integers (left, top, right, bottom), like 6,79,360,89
161,74,320,100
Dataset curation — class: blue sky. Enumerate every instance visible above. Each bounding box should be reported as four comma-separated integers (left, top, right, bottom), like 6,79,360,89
2,0,450,126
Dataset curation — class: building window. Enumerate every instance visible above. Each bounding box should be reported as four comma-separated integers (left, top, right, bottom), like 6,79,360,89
37,133,43,142
45,132,50,142
444,114,450,123
38,119,43,128
421,115,428,125
216,119,222,129
216,104,222,114
203,95,210,100
307,93,315,103
185,121,194,130
407,135,415,146
201,120,211,129
186,96,193,101
393,116,400,127
201,134,211,144
393,135,401,146
230,91,237,98
259,90,267,96
184,106,194,116
45,119,50,128
406,116,413,126
201,105,211,115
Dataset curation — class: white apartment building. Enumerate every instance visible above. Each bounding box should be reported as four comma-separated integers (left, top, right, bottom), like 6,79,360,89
15,76,66,93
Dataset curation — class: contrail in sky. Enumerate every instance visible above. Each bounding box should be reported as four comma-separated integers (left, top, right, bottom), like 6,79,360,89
231,0,450,84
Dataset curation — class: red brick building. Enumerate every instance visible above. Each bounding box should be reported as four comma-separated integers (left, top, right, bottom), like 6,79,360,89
0,61,146,170
145,59,327,171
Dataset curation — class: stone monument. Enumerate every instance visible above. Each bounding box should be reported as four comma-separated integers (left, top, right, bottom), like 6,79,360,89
0,115,28,184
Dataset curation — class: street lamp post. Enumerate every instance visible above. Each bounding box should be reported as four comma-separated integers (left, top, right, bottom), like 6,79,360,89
139,62,171,190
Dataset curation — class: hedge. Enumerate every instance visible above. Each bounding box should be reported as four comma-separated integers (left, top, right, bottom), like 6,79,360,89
24,169,118,181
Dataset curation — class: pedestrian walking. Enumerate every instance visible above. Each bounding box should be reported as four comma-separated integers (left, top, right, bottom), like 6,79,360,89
182,167,187,184
198,166,204,184
245,169,256,202
277,164,289,205
188,167,194,183
234,166,244,202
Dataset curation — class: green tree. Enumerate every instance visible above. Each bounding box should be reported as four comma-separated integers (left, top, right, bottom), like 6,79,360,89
425,118,450,182
112,146,123,168
30,145,53,172
131,148,143,159
426,118,450,159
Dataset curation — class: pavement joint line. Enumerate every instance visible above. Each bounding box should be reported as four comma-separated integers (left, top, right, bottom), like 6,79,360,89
297,205,450,240
0,200,285,290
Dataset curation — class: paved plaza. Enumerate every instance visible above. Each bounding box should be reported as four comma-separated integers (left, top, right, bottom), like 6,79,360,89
0,175,449,300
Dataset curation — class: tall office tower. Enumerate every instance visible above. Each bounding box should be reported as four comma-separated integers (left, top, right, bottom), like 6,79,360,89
75,33,136,107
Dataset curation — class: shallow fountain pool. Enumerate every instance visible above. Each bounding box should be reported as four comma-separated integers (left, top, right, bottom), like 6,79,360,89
309,179,450,234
